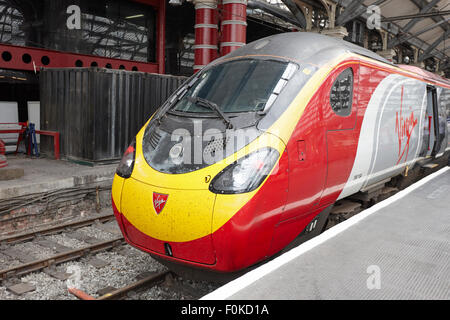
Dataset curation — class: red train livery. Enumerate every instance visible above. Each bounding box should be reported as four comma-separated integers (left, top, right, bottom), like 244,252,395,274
111,32,450,274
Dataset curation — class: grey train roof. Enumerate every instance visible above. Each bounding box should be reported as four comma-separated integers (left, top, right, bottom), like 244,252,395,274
216,32,392,68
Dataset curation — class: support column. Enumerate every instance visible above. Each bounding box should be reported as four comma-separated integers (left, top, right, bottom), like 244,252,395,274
397,48,402,64
193,0,219,72
220,0,247,56
305,5,313,31
320,26,348,39
413,47,419,63
363,30,369,49
381,30,388,51
329,2,336,29
411,47,425,68
157,0,166,74
376,30,395,62
376,49,396,62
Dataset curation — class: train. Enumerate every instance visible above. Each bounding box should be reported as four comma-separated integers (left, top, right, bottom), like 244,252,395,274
111,32,450,275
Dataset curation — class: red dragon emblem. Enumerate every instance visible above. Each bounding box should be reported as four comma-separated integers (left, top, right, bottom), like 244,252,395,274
395,85,418,165
153,192,168,215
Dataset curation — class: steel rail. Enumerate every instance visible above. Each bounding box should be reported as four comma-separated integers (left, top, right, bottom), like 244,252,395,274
0,213,115,245
67,271,172,300
0,237,124,281
98,271,171,300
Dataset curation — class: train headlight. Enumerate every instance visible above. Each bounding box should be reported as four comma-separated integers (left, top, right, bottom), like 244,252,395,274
116,139,136,178
209,148,279,194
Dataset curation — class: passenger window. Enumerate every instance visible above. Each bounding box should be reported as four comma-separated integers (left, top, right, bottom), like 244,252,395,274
330,68,353,117
440,88,450,119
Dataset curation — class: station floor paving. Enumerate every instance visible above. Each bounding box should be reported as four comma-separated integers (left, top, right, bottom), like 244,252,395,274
203,167,450,300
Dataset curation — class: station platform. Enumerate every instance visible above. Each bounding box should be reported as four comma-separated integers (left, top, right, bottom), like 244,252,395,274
0,154,117,235
203,167,450,300
0,155,116,200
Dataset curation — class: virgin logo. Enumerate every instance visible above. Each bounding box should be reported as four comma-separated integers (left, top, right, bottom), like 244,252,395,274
153,193,168,214
395,86,418,165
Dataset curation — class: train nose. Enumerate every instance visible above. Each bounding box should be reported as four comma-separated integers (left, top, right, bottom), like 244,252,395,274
117,177,216,265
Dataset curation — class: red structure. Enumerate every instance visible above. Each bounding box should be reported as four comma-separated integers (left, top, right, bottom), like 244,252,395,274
192,0,248,72
193,0,219,72
135,0,166,74
0,139,7,168
0,0,166,74
220,0,247,56
0,0,249,75
0,44,159,74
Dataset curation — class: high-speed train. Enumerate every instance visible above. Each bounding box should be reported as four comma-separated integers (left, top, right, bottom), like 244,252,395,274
111,32,450,273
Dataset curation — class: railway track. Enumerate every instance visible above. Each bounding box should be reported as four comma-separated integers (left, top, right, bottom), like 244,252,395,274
0,211,215,300
0,213,116,245
68,270,172,300
0,237,124,281
0,213,124,290
67,270,209,300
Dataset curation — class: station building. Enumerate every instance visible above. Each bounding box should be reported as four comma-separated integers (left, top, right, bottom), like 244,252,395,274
0,0,448,138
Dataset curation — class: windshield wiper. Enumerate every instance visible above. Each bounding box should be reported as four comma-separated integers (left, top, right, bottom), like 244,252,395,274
153,76,201,125
187,96,234,129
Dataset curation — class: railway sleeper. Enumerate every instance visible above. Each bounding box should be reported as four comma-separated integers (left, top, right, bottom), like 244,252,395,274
0,238,124,282
6,282,36,296
43,266,72,281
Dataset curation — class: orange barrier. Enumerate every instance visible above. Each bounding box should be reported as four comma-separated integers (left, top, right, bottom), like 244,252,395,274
67,288,96,300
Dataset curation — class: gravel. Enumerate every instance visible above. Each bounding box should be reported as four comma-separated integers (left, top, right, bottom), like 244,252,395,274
15,241,55,260
0,252,22,270
0,243,220,300
1,272,74,300
77,224,118,241
0,204,221,300
45,233,87,249
136,275,220,300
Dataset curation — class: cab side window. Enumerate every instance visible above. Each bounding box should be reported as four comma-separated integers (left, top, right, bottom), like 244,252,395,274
330,68,353,117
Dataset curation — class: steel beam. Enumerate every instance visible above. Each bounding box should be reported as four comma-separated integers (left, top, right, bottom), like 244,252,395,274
336,0,387,27
337,0,449,61
419,29,450,61
247,0,302,28
382,10,450,22
389,18,450,48
439,61,450,71
0,43,158,72
280,0,307,29
335,0,364,26
395,0,441,32
410,0,449,32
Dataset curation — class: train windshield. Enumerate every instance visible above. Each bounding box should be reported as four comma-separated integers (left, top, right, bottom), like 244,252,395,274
172,59,297,114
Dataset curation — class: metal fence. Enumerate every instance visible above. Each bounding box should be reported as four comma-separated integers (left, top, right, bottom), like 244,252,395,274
40,67,186,163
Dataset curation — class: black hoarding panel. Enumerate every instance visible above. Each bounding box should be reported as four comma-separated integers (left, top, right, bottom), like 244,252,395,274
40,68,186,163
